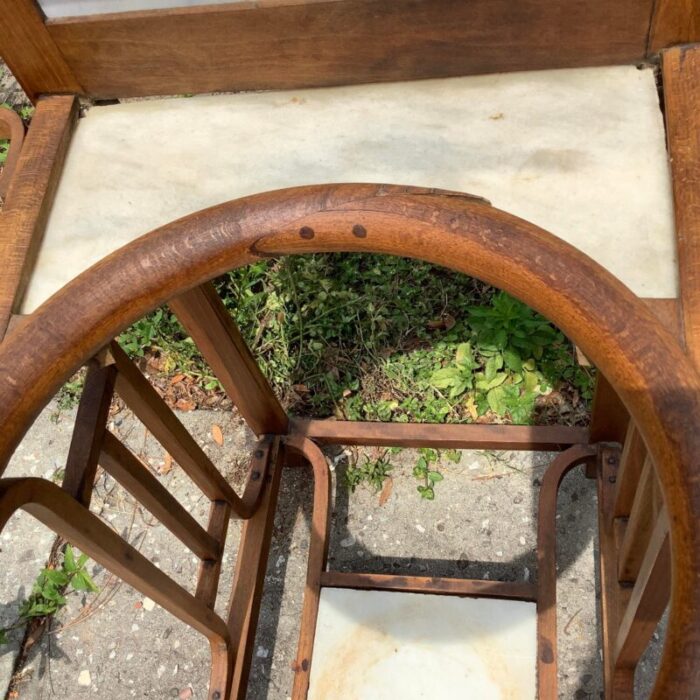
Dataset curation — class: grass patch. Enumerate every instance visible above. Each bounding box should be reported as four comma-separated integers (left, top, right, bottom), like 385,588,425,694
112,254,593,426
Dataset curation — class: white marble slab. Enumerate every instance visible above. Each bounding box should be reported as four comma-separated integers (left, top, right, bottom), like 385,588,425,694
22,65,677,312
308,588,537,699
39,0,240,18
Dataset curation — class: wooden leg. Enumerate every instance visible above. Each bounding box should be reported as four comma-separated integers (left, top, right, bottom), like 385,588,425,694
169,282,288,436
226,439,284,699
286,436,331,700
62,359,116,505
536,444,597,699
589,374,629,446
0,95,78,339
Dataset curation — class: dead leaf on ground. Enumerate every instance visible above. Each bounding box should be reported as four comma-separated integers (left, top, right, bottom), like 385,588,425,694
427,313,456,331
175,398,195,412
379,477,393,506
159,452,173,475
170,373,186,385
212,424,224,446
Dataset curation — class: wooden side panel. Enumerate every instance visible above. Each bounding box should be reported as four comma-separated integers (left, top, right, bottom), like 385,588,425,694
0,0,82,101
649,0,700,53
0,95,77,339
663,45,700,370
47,0,654,99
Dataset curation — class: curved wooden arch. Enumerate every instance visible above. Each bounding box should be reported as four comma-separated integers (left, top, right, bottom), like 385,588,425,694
0,183,699,696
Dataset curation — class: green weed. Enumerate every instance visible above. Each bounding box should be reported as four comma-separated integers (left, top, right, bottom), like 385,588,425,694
346,452,393,493
0,545,98,644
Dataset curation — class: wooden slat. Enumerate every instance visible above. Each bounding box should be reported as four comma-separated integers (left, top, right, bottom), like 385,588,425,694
196,500,231,608
663,45,700,370
110,341,246,512
597,446,634,699
100,431,220,561
649,0,700,53
291,418,588,450
47,0,653,99
227,438,283,700
0,95,78,339
0,477,229,643
62,360,116,505
0,0,82,102
169,282,287,436
536,445,597,699
618,457,661,583
613,423,648,519
615,510,671,671
320,571,537,601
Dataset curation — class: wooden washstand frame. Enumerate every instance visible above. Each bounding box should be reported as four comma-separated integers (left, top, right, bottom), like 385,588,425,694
0,183,696,699
0,0,700,698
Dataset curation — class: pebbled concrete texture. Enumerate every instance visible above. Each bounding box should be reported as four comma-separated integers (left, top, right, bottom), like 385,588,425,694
0,398,666,700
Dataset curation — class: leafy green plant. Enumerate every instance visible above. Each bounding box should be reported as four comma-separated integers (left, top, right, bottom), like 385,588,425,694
0,139,8,166
345,452,393,493
413,448,444,500
469,291,561,361
0,545,98,644
430,342,478,398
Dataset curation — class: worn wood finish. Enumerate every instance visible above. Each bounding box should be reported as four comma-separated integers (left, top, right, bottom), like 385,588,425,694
597,446,632,698
285,435,331,700
195,500,231,609
0,107,25,200
644,298,684,342
0,185,699,696
99,431,219,560
617,457,661,583
614,424,648,519
110,341,245,511
536,445,597,698
320,571,537,601
663,45,700,370
589,373,630,445
0,0,82,101
649,0,700,53
45,0,653,99
170,283,287,436
0,476,231,699
238,436,273,518
0,95,77,340
227,438,283,700
62,360,116,505
291,418,587,451
615,510,671,673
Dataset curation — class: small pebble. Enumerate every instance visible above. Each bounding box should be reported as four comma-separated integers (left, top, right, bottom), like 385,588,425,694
143,597,156,611
339,536,355,548
78,670,91,687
